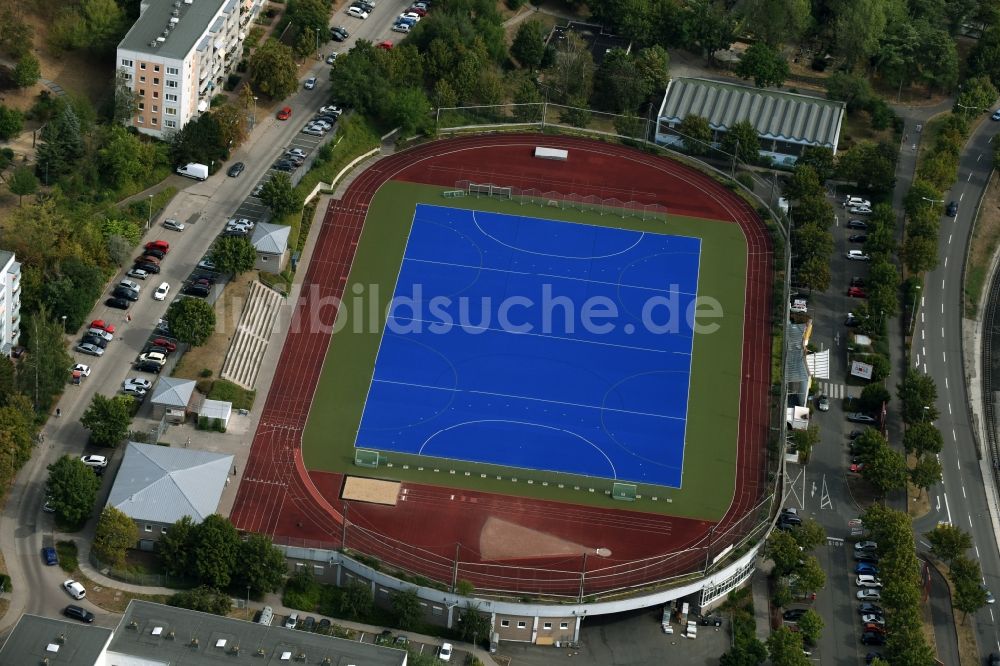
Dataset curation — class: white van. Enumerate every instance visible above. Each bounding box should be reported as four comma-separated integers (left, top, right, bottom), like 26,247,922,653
176,163,209,181
258,606,274,626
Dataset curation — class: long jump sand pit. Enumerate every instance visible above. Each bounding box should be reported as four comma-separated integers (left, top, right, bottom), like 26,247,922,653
341,477,401,505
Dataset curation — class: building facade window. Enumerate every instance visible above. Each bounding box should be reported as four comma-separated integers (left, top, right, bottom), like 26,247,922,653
543,623,552,630
153,78,159,85
151,117,157,125
164,119,176,128
559,622,568,630
165,107,176,116
166,80,178,88
140,63,146,70
516,621,526,629
139,76,146,83
121,59,133,67
154,65,160,72
500,620,509,628
144,524,152,532
165,93,177,101
137,116,144,124
167,66,179,75
138,89,145,96
152,91,158,99
152,105,158,113
138,102,145,110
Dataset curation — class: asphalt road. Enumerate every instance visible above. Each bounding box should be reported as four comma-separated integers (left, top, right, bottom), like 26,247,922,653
0,0,415,634
911,114,1000,658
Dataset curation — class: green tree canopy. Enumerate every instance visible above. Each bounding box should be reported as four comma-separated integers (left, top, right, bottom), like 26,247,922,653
796,609,823,646
768,529,803,576
766,626,809,666
954,75,998,117
193,514,241,588
735,43,789,88
0,394,37,487
210,236,257,276
46,455,100,526
677,114,712,155
19,308,73,410
235,533,287,596
168,586,233,615
909,454,942,497
249,39,299,100
898,369,938,424
903,421,943,457
339,580,374,619
8,166,38,206
93,506,138,567
167,298,216,347
511,20,546,70
392,587,423,630
925,523,973,564
861,442,909,498
80,393,133,447
0,104,23,140
721,120,761,163
259,173,302,219
159,515,197,578
13,53,40,88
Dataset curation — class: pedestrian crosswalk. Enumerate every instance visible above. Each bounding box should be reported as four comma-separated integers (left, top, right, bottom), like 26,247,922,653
814,381,850,399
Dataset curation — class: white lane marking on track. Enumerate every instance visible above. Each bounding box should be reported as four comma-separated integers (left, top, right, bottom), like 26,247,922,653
945,256,949,267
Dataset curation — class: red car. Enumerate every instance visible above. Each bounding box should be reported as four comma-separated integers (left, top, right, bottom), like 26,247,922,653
850,462,865,473
377,40,393,50
89,320,117,334
847,286,867,298
151,338,177,352
277,106,292,120
146,240,170,253
407,6,427,15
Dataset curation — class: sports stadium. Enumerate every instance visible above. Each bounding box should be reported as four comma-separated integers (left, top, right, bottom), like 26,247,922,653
231,130,781,628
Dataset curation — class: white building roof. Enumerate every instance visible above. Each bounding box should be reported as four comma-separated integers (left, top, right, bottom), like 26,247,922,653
200,399,232,422
150,376,196,409
251,222,291,255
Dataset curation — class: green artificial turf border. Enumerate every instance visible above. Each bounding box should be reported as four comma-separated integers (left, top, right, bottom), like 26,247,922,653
302,181,748,521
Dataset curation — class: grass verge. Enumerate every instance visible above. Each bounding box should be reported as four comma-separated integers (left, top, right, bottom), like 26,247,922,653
209,378,256,410
964,171,1000,317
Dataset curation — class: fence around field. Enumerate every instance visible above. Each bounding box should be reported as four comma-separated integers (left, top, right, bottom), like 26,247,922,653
453,179,671,221
90,551,197,590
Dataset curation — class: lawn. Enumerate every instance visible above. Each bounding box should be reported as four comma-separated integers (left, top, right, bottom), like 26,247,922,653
301,181,749,521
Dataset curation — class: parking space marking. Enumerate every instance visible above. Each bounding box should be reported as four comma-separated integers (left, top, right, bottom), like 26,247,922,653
820,475,833,510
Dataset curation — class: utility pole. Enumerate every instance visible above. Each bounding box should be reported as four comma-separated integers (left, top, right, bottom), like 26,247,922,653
577,552,588,602
451,543,460,593
147,194,153,230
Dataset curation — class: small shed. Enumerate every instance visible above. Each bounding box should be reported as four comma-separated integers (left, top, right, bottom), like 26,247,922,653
149,377,196,420
199,399,232,430
251,222,291,272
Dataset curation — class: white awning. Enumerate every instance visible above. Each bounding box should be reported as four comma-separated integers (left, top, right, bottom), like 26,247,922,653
806,349,830,379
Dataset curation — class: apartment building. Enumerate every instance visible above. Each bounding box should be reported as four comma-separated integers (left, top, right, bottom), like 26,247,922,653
116,0,262,139
0,250,21,357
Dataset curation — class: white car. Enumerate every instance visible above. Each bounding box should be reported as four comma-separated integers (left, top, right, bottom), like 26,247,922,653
138,351,167,366
86,327,114,342
301,127,325,136
849,206,873,215
846,250,870,261
119,279,142,293
438,642,452,662
126,267,149,280
123,378,153,392
304,76,317,90
319,105,342,117
76,342,104,357
287,148,307,159
72,363,91,377
163,218,185,231
80,455,109,467
308,120,332,131
154,282,170,301
855,541,877,551
197,258,217,271
857,588,881,601
843,196,871,209
392,22,411,33
347,6,369,18
856,575,883,588
63,579,86,600
400,11,421,21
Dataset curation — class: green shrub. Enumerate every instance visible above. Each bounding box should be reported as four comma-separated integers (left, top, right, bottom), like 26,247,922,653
56,540,79,573
735,172,755,190
200,368,213,378
283,571,322,611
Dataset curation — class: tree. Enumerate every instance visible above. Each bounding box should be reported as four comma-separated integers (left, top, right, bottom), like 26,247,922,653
167,298,216,347
212,104,249,153
546,32,595,105
159,515,196,578
678,114,712,155
954,75,998,117
7,166,38,206
790,425,820,462
768,529,803,576
170,112,228,171
339,580,374,619
735,43,789,88
784,165,821,201
456,603,492,645
898,369,938,424
97,125,156,190
46,455,101,526
792,519,826,552
797,147,835,183
0,4,34,58
682,0,737,62
19,309,74,410
969,26,1000,89
13,53,40,88
792,555,826,594
36,103,84,184
385,87,432,134
235,533,286,596
259,173,302,219
903,232,939,274
833,0,890,70
720,639,767,666
766,626,809,666
168,586,232,615
910,454,942,497
249,39,298,100
795,254,832,293
903,421,943,457
113,67,138,125
285,0,329,54
93,506,138,567
392,587,423,630
193,514,241,588
721,120,760,164
861,443,909,498
739,0,810,47
859,384,890,413
0,105,23,140
825,73,873,112
80,394,133,447
925,523,973,564
210,236,257,276
0,394,36,485
796,609,823,646
951,555,988,620
511,20,546,70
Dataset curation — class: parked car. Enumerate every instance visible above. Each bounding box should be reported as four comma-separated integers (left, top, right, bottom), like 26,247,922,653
138,351,167,366
857,588,882,601
136,361,163,374
184,284,211,298
304,76,318,89
846,219,869,230
782,608,808,622
855,552,879,564
816,394,829,411
124,378,153,392
848,286,868,298
846,250,871,261
133,261,161,274
861,631,885,646
81,333,108,349
227,162,246,177
845,313,860,327
855,563,879,575
438,643,453,662
301,127,325,137
43,546,58,565
844,196,872,208
330,26,349,41
277,106,293,120
849,206,873,215
325,52,338,64
392,21,411,32
346,6,369,18
273,160,297,172
993,110,1000,121
163,218,185,231
90,320,116,334
407,6,427,16
63,605,95,623
120,279,142,292
856,575,883,588
197,259,218,271
848,412,877,424
849,234,868,243
87,327,113,342
80,455,108,468
143,247,166,260
302,616,316,631
154,282,170,301
861,613,885,626
947,201,959,217
319,105,343,116
850,461,865,473
72,363,91,377
858,602,883,615
63,579,87,599
127,267,150,280
113,286,139,301
76,342,104,356
855,541,878,552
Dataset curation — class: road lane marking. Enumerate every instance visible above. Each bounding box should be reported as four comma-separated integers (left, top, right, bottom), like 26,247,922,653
957,456,960,469
922,329,925,340
915,356,920,367
948,402,952,415
945,256,949,267
923,363,927,373
970,514,974,527
963,485,967,498
952,429,957,441
945,492,953,524
977,545,981,558
936,495,941,510
948,234,953,244
942,278,946,289
969,172,974,181
978,154,983,162
923,346,927,356
943,351,947,364
942,327,946,337
945,377,949,389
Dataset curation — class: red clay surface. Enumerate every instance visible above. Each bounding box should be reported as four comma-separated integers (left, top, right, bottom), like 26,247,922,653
230,134,773,596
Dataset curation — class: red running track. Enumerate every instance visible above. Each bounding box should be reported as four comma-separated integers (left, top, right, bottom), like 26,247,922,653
230,134,773,596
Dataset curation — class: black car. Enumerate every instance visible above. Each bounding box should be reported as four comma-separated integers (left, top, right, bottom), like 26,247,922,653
106,297,130,310
313,114,339,124
221,229,248,238
146,345,171,356
846,219,868,230
273,161,295,172
855,552,879,564
143,247,166,260
946,201,958,217
782,608,807,622
317,618,331,632
227,161,246,178
303,616,316,631
63,604,95,623
134,261,161,274
191,272,218,284
113,286,139,301
184,284,211,297
861,631,885,646
845,314,860,327
858,602,883,615
849,234,868,243
136,361,163,374
330,26,349,41
81,333,108,349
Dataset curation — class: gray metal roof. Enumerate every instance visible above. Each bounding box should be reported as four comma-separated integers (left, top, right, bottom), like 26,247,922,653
784,323,809,384
0,249,13,269
118,0,230,60
200,398,232,420
251,222,291,255
107,442,233,524
0,614,112,666
659,77,845,148
110,600,408,666
151,376,196,408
